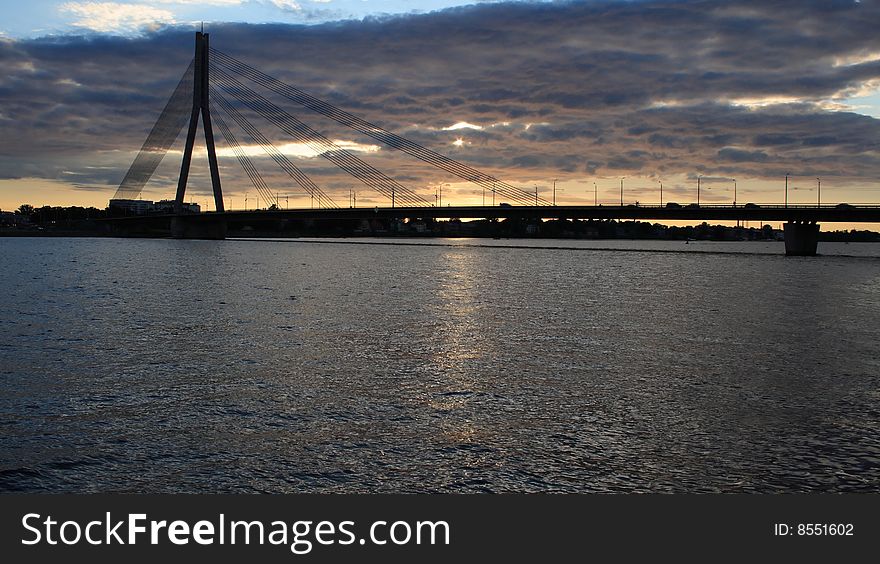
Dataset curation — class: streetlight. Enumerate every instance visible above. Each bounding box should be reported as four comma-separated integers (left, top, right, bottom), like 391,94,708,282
620,177,624,206
733,179,737,207
553,178,558,206
785,173,790,208
659,180,663,207
535,185,539,206
697,175,702,206
594,182,598,206
817,177,821,208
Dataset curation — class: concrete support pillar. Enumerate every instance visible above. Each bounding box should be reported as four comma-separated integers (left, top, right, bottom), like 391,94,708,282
783,221,819,256
171,216,227,240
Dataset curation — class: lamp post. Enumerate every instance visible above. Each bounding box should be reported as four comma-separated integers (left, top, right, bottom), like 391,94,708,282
697,175,702,206
732,178,738,227
620,177,624,206
594,182,598,206
659,180,663,207
785,173,790,208
553,178,558,206
817,177,821,208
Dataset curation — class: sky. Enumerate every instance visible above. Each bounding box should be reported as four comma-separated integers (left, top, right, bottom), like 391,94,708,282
1,0,880,220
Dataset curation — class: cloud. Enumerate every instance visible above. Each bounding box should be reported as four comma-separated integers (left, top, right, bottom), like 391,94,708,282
717,148,769,163
60,2,176,34
151,1,243,4
268,0,302,12
1,0,879,206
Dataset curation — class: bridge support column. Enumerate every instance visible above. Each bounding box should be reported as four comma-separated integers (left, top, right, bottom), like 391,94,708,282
783,221,819,256
171,216,227,240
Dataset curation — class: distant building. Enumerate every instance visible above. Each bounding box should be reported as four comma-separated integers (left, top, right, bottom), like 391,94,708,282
0,211,22,227
154,199,200,214
108,199,200,215
108,199,154,215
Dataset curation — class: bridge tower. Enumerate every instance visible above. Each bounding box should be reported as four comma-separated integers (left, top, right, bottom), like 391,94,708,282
175,31,223,213
170,31,227,239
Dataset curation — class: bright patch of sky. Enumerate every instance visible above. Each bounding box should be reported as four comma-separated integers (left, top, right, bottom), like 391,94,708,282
442,122,483,131
848,92,880,118
214,139,380,159
2,1,549,39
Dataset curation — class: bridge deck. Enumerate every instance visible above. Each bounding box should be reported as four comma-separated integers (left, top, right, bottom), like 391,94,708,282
134,204,880,224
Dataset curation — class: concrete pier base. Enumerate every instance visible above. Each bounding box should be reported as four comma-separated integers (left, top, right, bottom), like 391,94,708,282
783,222,819,256
170,215,227,240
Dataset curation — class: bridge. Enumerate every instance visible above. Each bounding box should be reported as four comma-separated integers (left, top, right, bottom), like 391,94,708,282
109,32,880,256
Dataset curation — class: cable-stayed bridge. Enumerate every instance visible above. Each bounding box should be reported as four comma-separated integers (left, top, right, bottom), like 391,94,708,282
110,33,880,256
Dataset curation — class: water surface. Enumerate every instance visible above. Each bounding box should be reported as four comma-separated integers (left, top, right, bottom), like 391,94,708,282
1,237,879,492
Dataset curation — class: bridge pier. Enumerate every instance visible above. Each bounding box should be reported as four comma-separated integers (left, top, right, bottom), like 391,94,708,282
171,216,227,240
783,221,819,256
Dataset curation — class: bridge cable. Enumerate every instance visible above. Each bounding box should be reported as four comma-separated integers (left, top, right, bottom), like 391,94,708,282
210,100,278,207
211,88,338,209
212,68,429,207
212,68,427,207
211,50,539,206
210,49,548,206
114,60,195,201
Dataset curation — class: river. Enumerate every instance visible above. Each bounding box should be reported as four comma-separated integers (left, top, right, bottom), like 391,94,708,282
1,237,879,492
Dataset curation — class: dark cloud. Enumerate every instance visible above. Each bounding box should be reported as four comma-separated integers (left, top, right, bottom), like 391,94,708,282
0,0,879,204
718,148,769,163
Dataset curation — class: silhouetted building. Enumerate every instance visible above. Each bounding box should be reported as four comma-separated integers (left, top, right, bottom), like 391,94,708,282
108,199,200,215
154,199,200,214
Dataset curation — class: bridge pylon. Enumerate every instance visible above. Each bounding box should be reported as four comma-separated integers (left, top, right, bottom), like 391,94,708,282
783,221,820,256
174,31,224,215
